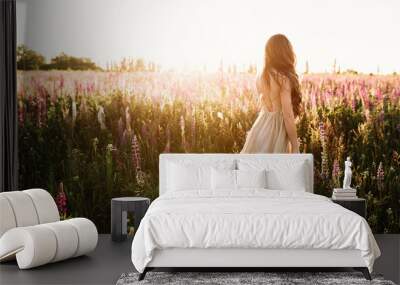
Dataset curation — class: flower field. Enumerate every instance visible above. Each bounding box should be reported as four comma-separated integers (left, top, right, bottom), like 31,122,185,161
17,70,400,233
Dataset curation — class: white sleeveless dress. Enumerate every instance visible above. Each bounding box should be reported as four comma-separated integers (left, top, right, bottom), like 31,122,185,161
241,77,289,153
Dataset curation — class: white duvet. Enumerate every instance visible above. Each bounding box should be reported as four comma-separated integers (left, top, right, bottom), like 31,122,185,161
131,189,380,273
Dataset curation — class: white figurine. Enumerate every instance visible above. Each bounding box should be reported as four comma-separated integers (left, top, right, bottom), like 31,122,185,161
343,157,352,189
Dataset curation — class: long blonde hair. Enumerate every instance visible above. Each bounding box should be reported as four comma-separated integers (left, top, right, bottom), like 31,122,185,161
261,34,301,117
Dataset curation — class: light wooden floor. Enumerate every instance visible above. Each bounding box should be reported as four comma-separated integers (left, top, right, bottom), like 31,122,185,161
0,234,399,285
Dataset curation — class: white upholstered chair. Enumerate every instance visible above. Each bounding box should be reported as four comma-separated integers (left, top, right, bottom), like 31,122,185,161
0,189,98,269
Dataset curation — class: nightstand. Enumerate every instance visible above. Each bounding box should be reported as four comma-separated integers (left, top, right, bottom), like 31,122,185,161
111,197,150,242
331,198,366,218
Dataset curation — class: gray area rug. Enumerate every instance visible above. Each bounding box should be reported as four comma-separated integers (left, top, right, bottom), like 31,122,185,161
116,272,396,285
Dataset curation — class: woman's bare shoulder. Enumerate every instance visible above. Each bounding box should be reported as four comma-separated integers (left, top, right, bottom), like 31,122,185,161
270,70,290,90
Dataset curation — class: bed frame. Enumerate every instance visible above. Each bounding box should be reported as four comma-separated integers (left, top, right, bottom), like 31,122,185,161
139,154,371,280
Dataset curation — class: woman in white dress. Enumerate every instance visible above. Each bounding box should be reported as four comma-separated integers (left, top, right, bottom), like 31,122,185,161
241,34,301,153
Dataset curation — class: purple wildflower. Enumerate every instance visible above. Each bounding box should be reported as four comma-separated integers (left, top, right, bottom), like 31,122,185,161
376,87,383,101
55,182,68,219
319,122,329,180
332,159,340,180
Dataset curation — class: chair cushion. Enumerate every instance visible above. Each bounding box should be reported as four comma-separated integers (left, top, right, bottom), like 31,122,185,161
0,191,39,227
42,221,79,262
23,189,60,224
65,218,98,257
0,196,17,237
0,226,57,269
0,218,97,269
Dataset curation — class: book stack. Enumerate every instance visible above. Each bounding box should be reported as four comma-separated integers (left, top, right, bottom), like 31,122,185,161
332,188,358,200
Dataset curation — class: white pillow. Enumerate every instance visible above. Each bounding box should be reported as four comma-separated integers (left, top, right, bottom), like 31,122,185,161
238,159,307,191
236,169,267,189
266,166,307,191
211,168,236,190
167,159,236,192
167,162,211,191
211,169,268,190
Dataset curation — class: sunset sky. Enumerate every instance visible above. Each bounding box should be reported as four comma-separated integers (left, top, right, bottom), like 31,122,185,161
17,0,400,73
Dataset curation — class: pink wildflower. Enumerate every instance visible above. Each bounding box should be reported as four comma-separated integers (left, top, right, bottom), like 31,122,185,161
55,182,68,219
131,135,141,170
319,122,329,180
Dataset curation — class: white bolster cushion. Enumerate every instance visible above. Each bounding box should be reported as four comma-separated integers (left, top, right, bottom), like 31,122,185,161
0,196,17,237
0,218,98,269
65,218,98,257
0,191,39,227
23,189,60,224
0,226,57,269
42,221,79,262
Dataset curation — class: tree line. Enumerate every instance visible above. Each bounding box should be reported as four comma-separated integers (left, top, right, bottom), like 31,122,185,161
16,45,157,72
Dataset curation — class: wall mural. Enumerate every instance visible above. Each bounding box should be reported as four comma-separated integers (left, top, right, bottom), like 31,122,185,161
17,0,400,233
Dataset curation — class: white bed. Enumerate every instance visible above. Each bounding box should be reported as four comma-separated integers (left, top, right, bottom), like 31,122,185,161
131,154,380,280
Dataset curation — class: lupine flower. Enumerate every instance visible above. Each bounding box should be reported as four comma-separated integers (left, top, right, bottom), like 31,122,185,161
97,106,106,129
72,100,77,124
117,117,124,145
351,97,357,112
180,115,185,136
92,137,99,155
131,135,141,170
180,115,187,151
37,98,43,128
130,134,146,187
125,107,131,133
74,80,83,94
376,87,383,101
319,122,329,180
55,182,68,219
377,161,384,194
392,151,400,166
191,112,196,145
377,162,384,182
136,170,146,188
105,144,115,192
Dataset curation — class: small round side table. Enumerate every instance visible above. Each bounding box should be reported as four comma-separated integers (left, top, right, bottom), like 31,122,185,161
111,197,150,242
